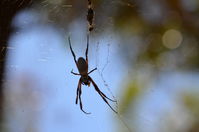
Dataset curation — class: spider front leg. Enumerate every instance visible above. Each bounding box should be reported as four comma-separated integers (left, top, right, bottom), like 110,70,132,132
68,36,78,65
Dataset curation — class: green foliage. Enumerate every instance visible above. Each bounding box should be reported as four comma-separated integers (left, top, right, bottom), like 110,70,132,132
119,80,141,114
183,92,199,118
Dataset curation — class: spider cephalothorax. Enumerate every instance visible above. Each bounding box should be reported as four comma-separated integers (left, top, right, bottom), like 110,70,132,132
68,34,117,114
81,76,91,86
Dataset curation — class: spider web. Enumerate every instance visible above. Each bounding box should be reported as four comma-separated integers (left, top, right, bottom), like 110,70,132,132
4,0,199,132
95,39,132,132
95,41,117,102
2,0,137,132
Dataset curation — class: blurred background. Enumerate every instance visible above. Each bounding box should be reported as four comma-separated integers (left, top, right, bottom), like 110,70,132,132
1,0,199,132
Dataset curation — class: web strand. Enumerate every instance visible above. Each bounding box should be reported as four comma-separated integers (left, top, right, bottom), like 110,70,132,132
95,42,117,101
95,41,132,132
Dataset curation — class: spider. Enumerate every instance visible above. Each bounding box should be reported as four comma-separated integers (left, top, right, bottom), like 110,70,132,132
68,34,117,114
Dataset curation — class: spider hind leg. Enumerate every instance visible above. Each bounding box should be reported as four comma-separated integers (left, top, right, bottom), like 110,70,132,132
77,79,91,114
88,76,118,114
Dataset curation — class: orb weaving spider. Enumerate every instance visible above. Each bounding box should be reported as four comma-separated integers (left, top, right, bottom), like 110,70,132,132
68,34,117,114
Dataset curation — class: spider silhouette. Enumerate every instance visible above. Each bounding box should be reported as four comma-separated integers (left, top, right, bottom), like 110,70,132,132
68,34,117,114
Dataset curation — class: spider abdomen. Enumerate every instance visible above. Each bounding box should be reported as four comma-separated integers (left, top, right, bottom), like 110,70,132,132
77,57,88,74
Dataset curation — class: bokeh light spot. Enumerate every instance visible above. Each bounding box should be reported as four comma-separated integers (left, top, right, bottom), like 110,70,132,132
162,29,183,49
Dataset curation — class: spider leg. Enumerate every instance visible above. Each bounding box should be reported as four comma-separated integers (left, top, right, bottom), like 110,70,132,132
89,76,116,102
88,68,97,74
76,79,81,104
89,76,118,114
71,69,81,75
85,34,89,62
68,36,77,65
78,82,91,114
